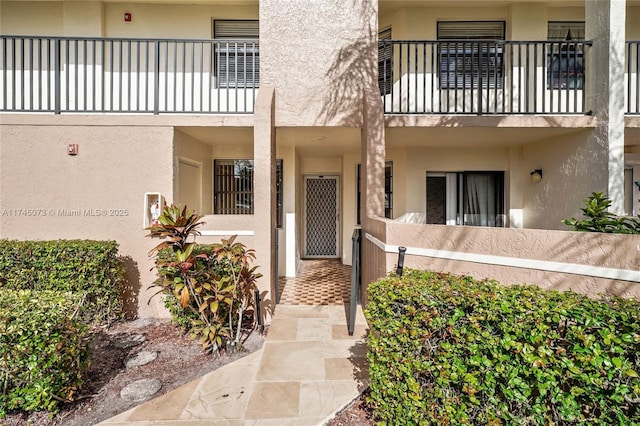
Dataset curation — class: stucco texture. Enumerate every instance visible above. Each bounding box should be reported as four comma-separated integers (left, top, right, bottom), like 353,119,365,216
381,219,640,300
260,0,378,127
0,122,174,318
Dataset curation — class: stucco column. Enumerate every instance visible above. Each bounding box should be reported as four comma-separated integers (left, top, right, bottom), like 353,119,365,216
253,86,276,312
586,0,626,214
361,86,385,225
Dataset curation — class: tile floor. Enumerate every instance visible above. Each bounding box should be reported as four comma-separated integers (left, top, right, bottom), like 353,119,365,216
278,259,351,305
99,260,368,426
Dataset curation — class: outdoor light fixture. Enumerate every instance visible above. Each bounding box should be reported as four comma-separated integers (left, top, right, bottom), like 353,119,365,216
530,169,543,183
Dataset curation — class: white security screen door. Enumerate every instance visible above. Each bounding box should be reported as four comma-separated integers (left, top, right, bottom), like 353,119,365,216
303,175,340,258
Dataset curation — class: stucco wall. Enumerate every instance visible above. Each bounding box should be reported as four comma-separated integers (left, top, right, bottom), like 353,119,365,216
0,122,174,318
523,130,595,230
260,0,378,127
0,1,258,38
376,219,640,300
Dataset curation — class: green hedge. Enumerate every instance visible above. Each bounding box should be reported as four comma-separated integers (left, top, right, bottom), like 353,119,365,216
366,270,640,425
0,239,124,322
0,290,90,415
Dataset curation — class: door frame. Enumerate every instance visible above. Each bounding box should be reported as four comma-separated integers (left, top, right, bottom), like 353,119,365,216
302,174,340,259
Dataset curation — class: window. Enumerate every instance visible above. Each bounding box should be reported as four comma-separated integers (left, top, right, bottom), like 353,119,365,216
547,22,585,89
356,162,393,224
213,20,259,88
437,21,505,89
378,28,392,96
213,159,283,227
426,171,504,227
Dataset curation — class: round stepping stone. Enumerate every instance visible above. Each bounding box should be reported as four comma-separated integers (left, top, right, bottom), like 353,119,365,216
120,379,162,402
114,334,146,349
125,350,158,369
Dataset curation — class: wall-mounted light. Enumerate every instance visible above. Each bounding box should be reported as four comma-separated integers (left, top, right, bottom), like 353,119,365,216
530,169,543,183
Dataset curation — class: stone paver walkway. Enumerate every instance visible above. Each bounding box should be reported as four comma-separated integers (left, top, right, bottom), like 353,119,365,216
98,304,368,425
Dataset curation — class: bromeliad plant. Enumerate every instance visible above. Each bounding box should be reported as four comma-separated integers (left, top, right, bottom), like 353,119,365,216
563,192,640,234
146,204,261,353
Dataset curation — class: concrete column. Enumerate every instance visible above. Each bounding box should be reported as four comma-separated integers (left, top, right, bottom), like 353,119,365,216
361,87,385,225
586,0,627,214
253,86,276,311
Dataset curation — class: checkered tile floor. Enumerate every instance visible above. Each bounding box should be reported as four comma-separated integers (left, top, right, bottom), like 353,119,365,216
278,259,351,305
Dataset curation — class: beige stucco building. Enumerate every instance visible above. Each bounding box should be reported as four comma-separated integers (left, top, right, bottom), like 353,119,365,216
1,0,639,318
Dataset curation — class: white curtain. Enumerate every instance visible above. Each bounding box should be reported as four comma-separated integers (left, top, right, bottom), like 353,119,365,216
465,174,496,227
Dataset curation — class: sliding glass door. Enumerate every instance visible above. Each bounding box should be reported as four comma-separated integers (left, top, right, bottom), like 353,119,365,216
426,171,504,227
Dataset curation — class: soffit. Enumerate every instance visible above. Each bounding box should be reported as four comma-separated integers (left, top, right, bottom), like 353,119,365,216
386,126,590,148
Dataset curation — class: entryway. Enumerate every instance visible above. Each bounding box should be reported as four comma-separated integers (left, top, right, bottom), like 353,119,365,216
302,175,340,258
278,259,350,305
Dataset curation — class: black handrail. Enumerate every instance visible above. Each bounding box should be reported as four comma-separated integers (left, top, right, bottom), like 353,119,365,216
348,228,361,336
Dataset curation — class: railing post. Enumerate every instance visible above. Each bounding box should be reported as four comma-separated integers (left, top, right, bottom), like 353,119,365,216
54,38,61,114
154,40,160,115
348,228,361,336
254,289,264,335
275,227,280,304
396,246,407,277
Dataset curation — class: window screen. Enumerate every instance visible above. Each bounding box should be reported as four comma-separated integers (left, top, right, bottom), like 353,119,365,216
378,28,392,96
437,21,505,89
213,20,259,88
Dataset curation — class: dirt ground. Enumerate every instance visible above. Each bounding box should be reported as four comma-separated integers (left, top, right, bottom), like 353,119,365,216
2,319,375,426
2,319,264,426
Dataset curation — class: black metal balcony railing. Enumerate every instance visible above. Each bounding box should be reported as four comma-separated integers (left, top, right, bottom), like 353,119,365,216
0,35,259,114
627,41,640,115
379,40,592,115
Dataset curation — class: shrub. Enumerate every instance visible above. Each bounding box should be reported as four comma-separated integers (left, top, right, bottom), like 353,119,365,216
0,239,125,323
366,269,640,425
0,290,90,416
147,204,261,353
563,192,640,234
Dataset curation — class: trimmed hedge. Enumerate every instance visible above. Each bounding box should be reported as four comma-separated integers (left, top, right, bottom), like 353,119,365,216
366,270,640,425
0,239,124,322
0,290,90,415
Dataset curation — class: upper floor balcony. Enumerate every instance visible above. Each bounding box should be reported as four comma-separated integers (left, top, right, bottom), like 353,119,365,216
0,35,258,114
1,35,638,117
380,39,640,116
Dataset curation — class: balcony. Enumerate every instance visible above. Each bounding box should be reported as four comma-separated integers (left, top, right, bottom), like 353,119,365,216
0,35,259,114
379,40,592,115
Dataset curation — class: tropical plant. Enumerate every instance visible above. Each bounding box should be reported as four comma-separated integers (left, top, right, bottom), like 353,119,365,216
147,204,261,353
563,192,640,234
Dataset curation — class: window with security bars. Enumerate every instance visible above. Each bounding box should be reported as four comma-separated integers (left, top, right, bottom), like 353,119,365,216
213,20,259,88
356,162,393,225
214,159,283,227
547,22,585,89
378,28,392,95
437,21,505,89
